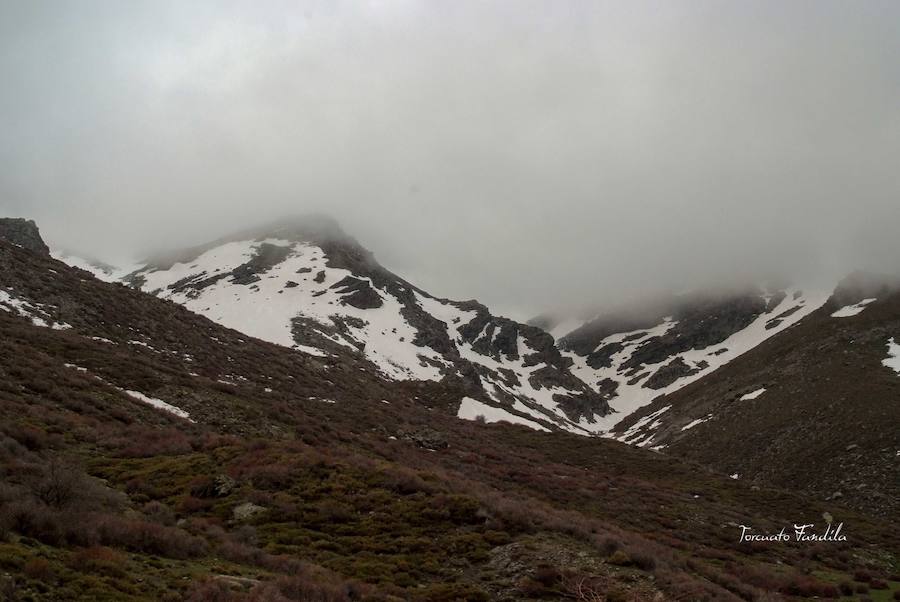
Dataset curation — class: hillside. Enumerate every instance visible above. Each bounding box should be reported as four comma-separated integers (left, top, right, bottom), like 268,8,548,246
102,217,612,434
534,286,830,433
610,273,900,517
2,232,898,600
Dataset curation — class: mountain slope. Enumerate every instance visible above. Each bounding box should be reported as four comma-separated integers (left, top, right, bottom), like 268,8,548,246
535,286,829,432
610,273,900,516
2,227,899,600
113,217,610,434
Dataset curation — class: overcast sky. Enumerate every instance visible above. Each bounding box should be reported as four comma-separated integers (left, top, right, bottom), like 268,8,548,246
1,1,898,318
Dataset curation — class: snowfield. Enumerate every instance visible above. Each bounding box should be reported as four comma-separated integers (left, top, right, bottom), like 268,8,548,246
831,298,876,318
50,234,838,442
456,396,549,431
133,239,450,381
565,287,828,436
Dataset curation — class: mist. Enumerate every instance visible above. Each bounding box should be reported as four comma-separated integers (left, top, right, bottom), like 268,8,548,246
1,1,898,319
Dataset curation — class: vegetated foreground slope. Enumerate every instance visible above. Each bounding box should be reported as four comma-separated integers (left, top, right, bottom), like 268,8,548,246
534,285,830,434
93,217,611,435
611,272,900,518
1,235,899,600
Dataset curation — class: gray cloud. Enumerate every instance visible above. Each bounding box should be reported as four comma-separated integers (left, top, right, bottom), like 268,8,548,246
2,1,899,319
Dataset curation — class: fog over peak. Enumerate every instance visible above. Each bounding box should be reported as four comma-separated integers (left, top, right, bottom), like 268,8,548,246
2,1,898,319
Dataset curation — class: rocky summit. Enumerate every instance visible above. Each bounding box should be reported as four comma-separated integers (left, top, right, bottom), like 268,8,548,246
0,217,50,255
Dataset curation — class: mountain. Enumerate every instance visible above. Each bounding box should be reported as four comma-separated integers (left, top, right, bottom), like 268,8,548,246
608,272,900,517
533,285,830,432
3,221,899,600
104,217,611,434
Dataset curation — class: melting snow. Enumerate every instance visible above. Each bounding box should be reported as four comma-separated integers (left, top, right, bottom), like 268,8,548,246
882,338,900,374
136,240,449,381
831,298,876,318
0,289,72,330
567,286,829,435
681,415,712,431
457,397,550,432
123,390,192,421
617,405,671,446
740,388,767,401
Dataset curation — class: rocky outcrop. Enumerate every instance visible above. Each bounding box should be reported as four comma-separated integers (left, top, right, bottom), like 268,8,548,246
0,218,50,255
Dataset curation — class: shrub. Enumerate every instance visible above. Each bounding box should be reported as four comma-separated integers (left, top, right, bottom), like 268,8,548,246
780,576,839,597
31,460,86,509
142,501,176,526
185,580,239,602
69,546,126,577
23,558,53,581
596,536,621,556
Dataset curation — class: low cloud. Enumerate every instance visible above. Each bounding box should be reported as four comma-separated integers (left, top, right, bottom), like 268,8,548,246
2,1,898,318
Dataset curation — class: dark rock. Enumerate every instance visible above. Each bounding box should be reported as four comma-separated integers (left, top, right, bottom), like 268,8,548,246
313,270,326,283
627,372,649,386
644,358,701,390
284,280,299,288
231,243,292,285
331,276,383,309
765,305,802,330
621,293,767,372
399,427,448,450
0,218,50,255
586,342,623,369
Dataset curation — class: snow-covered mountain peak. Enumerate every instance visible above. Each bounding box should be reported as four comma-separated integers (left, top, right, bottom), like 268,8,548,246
68,219,614,434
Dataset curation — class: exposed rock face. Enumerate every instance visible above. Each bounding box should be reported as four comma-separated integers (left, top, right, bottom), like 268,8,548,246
644,357,700,390
111,215,611,435
0,218,50,255
610,283,900,517
540,285,831,434
331,276,384,309
619,294,767,372
399,427,448,450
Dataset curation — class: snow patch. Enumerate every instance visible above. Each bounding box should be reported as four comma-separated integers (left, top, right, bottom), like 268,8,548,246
740,388,767,401
567,287,829,435
882,338,900,375
681,415,712,431
0,289,72,330
457,397,549,432
831,298,876,318
123,390,192,421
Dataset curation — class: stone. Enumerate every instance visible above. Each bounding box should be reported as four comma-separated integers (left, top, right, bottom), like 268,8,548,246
399,427,448,450
0,218,50,255
233,502,266,521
